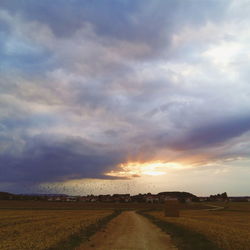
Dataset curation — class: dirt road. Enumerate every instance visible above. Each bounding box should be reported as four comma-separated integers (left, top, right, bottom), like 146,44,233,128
78,211,177,250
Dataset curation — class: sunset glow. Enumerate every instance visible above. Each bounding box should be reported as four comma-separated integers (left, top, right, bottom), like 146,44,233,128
105,162,186,178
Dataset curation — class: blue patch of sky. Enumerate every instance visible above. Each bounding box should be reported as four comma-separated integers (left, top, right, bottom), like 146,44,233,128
1,114,59,131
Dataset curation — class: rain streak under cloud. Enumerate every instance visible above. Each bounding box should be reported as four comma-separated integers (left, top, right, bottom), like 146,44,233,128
0,0,250,195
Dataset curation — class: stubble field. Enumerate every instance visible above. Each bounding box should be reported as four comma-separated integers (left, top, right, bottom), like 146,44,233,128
146,202,250,250
0,209,112,250
0,200,165,250
1,201,250,250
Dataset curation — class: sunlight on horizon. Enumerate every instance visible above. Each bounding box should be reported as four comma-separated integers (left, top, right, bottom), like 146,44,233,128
105,161,187,178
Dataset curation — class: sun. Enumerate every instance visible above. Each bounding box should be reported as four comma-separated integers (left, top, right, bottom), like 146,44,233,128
105,161,185,178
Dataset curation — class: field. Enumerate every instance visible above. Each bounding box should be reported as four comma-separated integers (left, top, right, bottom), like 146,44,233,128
0,201,166,250
0,200,164,210
1,201,250,250
145,202,250,250
0,209,113,250
0,200,206,210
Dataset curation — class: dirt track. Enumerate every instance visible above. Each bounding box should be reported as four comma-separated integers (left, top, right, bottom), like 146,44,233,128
78,211,177,250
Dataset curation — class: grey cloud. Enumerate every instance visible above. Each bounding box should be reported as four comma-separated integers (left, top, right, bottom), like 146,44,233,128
0,135,126,184
0,0,139,37
0,0,228,58
168,115,250,151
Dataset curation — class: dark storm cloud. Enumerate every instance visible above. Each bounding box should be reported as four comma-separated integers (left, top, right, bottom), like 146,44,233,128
0,135,125,184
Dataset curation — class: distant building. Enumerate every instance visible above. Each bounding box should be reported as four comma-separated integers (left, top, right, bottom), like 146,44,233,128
145,195,159,203
112,194,130,202
66,196,77,202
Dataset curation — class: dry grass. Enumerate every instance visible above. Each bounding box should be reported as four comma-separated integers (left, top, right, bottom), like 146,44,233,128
0,209,112,250
147,203,250,250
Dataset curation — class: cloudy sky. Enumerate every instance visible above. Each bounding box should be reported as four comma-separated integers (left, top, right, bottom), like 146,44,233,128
0,0,250,196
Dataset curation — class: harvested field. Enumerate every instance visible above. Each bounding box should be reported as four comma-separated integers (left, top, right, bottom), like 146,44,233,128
146,203,250,250
0,200,207,210
0,209,113,250
2,200,249,250
206,201,250,212
0,200,164,210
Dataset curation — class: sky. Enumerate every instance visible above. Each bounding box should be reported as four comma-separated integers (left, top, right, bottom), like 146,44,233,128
0,0,250,196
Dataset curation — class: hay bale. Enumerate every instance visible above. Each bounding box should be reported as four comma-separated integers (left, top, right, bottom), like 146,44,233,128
164,199,180,217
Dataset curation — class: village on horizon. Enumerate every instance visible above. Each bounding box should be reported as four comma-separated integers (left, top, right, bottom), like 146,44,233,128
1,191,250,203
